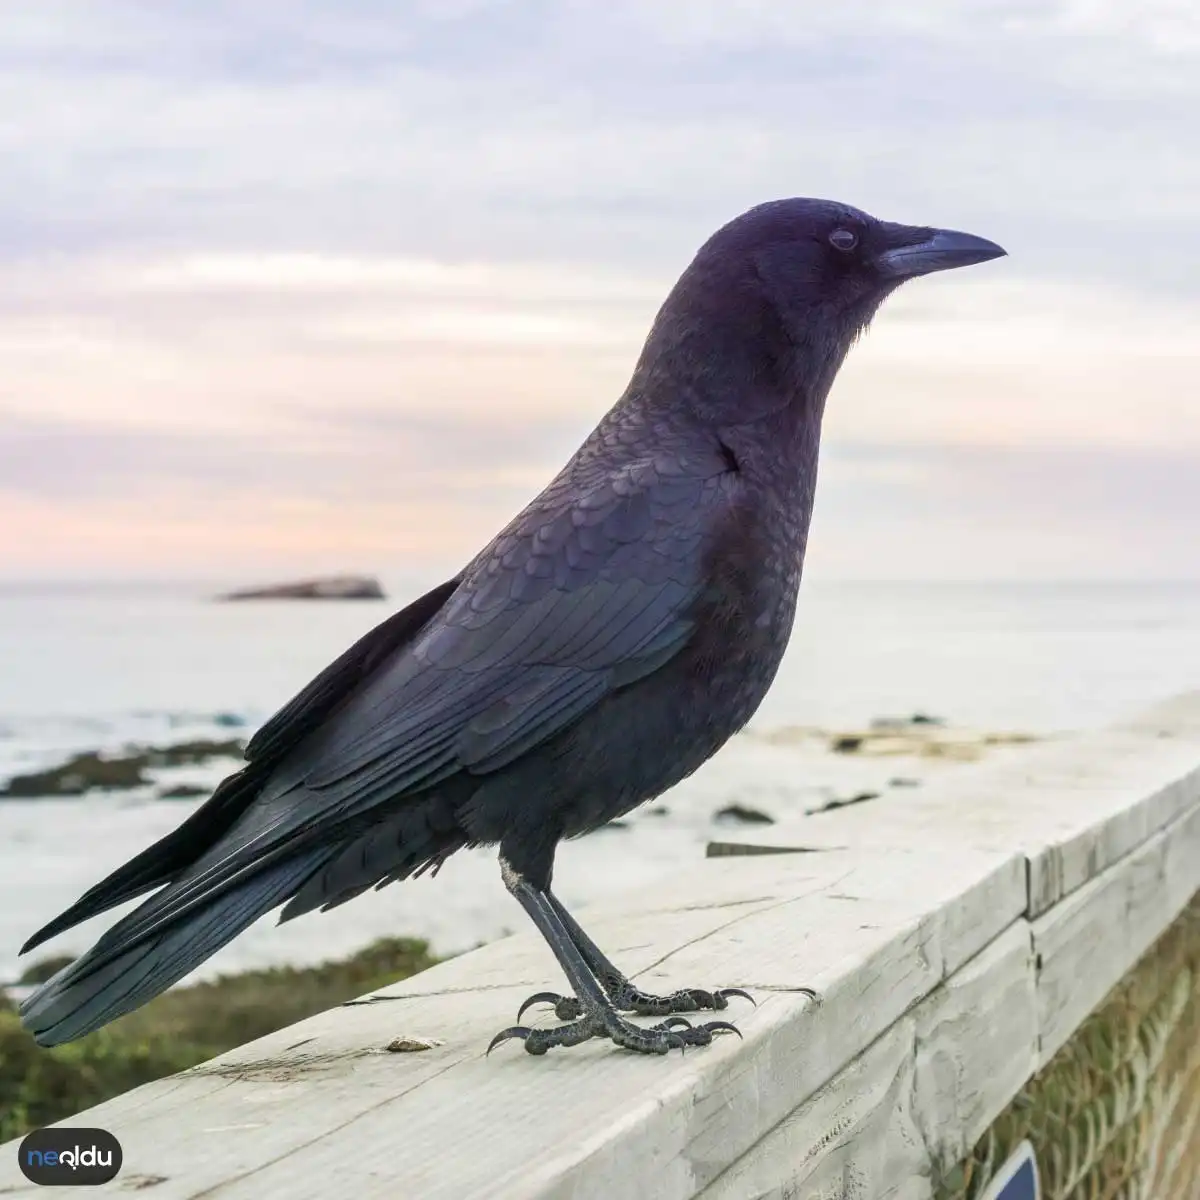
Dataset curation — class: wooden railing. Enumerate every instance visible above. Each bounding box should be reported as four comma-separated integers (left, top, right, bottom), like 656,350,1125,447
2,693,1198,1199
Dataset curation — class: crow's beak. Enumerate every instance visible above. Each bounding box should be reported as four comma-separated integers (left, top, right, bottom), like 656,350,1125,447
876,228,1007,280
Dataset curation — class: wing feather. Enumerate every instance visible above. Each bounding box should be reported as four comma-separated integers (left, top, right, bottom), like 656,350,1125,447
50,449,733,958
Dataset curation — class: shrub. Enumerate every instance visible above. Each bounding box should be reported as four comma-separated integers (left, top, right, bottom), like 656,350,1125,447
0,937,437,1141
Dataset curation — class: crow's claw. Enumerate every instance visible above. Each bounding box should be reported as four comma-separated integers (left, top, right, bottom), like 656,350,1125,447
698,1019,742,1041
486,1025,534,1055
717,988,756,1008
515,982,758,1023
643,1016,743,1051
647,1015,695,1052
485,1005,743,1056
652,1016,695,1031
515,991,582,1023
610,983,756,1017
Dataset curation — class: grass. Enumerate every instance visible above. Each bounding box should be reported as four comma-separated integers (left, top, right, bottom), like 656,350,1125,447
0,937,438,1141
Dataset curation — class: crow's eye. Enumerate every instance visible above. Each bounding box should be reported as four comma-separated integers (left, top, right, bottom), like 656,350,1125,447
828,228,859,252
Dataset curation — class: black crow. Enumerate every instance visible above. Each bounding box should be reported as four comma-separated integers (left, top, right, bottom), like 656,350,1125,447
19,199,1004,1055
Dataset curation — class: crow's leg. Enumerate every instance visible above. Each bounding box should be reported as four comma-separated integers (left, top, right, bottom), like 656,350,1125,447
514,890,755,1023
487,856,741,1057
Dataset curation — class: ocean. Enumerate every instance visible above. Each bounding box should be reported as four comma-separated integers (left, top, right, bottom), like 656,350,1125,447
2,577,1198,986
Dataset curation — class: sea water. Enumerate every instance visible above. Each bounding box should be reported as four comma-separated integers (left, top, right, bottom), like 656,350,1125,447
1,577,1197,982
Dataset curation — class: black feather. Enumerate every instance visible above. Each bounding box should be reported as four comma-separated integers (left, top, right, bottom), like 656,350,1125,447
19,576,460,956
18,197,1004,1047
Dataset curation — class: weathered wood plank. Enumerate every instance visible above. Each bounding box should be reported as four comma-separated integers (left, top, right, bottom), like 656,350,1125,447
0,695,1197,1200
695,921,1037,1200
0,847,1023,1200
1032,799,1200,1065
698,1017,931,1200
709,694,1200,919
692,763,1200,1198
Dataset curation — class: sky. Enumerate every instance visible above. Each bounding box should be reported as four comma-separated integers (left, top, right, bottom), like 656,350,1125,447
1,1,1197,581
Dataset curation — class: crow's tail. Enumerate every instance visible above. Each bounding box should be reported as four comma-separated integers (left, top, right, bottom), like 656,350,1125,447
19,846,332,1047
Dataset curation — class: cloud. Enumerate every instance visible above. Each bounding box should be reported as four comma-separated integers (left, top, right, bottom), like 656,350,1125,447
810,439,1200,580
3,247,1196,450
6,411,1196,580
0,250,653,439
828,277,1200,452
0,3,1197,580
0,412,555,578
0,2,1196,291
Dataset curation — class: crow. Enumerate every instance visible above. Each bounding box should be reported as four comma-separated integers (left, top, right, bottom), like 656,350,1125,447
19,199,1004,1056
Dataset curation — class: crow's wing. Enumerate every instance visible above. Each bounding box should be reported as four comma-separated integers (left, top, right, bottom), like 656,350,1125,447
287,449,732,794
244,576,461,763
82,448,736,951
19,576,463,955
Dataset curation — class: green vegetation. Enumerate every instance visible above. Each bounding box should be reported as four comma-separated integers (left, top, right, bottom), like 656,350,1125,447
0,937,437,1141
17,955,75,985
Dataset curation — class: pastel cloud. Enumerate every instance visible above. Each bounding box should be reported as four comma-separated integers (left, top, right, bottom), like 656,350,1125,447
0,2,1196,579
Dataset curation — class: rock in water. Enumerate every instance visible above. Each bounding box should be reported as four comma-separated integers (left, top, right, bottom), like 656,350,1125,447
1,753,150,797
217,575,386,601
0,740,247,799
714,804,776,825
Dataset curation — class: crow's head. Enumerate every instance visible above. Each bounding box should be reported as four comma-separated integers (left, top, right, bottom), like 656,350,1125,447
645,198,1005,422
698,197,1004,328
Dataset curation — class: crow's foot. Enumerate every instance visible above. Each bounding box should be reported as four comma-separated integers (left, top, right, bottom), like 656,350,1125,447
487,1008,741,1056
517,983,754,1023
